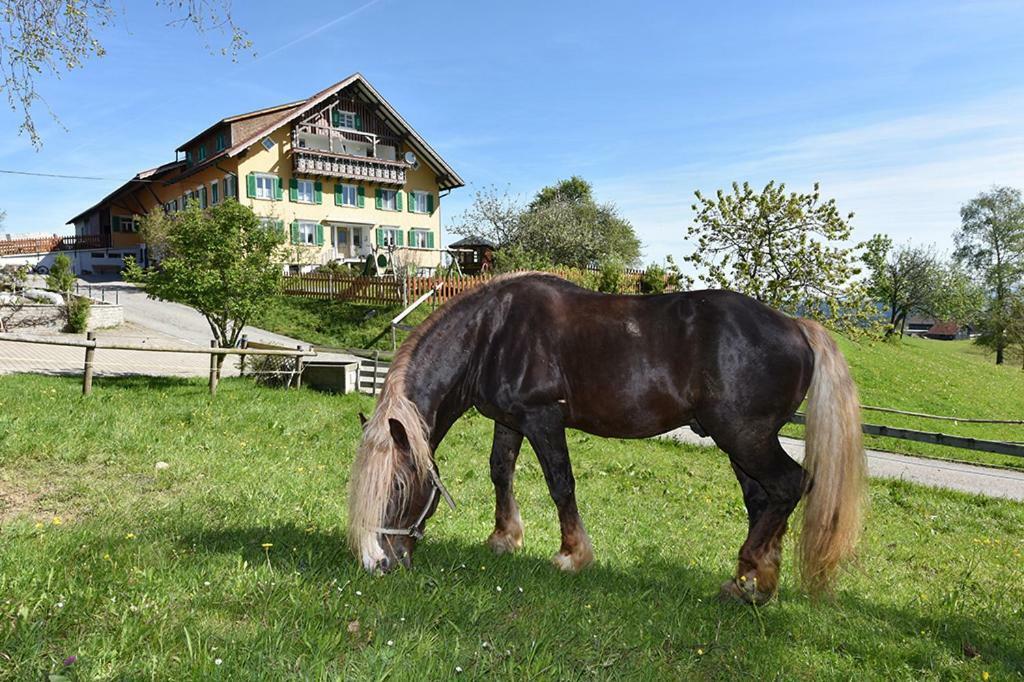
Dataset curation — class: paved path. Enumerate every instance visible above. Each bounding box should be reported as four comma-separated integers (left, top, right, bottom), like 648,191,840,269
663,427,1024,501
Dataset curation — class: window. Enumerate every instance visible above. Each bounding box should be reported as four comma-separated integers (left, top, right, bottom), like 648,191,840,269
211,180,219,205
377,226,402,247
332,110,357,129
197,186,207,209
197,144,207,162
409,191,434,214
112,216,137,233
224,175,236,200
408,229,433,249
296,179,315,203
336,183,358,207
261,136,275,151
377,189,398,211
253,173,277,200
293,221,319,245
215,132,227,151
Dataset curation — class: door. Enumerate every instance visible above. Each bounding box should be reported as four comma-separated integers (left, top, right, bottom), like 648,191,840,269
333,226,349,259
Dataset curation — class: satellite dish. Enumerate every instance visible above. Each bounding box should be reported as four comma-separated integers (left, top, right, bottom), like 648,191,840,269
404,151,417,165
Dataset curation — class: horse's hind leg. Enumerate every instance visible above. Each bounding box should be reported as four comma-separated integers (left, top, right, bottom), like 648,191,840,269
521,408,593,572
720,437,806,604
487,421,525,555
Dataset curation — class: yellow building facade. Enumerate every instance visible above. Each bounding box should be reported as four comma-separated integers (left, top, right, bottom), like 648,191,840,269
69,74,463,274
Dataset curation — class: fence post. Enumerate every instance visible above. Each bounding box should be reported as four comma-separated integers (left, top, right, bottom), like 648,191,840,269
209,339,219,396
238,335,248,376
373,350,380,396
295,345,304,390
82,331,95,396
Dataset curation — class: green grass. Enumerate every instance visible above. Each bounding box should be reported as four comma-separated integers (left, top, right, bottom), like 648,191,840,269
782,335,1024,469
251,295,435,352
1,375,1022,680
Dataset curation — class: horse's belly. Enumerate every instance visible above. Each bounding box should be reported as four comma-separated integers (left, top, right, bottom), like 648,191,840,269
565,396,694,440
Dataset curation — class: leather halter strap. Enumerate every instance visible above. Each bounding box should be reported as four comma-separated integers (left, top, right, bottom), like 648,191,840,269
376,467,456,540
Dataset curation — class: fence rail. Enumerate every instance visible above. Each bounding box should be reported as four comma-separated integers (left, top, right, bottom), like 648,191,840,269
282,267,645,305
0,234,105,256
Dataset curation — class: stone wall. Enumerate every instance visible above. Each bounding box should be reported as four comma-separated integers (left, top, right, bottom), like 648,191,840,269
1,296,123,332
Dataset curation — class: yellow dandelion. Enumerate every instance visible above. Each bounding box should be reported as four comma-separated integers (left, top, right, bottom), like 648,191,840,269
103,553,111,561
982,672,989,681
125,533,136,540
51,516,62,526
261,543,273,549
697,648,704,656
34,522,44,529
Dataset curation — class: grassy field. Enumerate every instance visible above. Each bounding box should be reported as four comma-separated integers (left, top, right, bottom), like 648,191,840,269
255,295,1024,469
251,295,434,352
1,374,1022,680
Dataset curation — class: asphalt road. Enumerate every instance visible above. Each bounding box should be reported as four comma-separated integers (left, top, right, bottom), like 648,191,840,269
663,426,1024,501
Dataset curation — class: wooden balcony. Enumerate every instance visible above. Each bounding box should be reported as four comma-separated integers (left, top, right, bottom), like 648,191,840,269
292,149,408,186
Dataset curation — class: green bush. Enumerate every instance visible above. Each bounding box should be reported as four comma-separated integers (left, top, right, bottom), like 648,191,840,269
640,264,667,294
67,296,91,333
46,253,75,294
597,259,625,293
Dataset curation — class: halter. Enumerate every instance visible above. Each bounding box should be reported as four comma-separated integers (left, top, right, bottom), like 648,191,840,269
376,467,456,540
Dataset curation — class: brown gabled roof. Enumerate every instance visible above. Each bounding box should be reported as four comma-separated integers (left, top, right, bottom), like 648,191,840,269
927,322,961,336
224,73,465,191
66,160,186,224
175,100,305,153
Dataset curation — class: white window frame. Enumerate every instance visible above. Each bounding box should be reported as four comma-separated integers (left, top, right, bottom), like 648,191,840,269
254,173,277,200
296,179,315,204
298,221,318,245
335,110,356,130
409,228,430,249
338,183,358,207
380,189,397,211
379,227,401,247
410,190,431,214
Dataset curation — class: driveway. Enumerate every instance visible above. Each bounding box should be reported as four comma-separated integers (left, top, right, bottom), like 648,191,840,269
664,426,1024,501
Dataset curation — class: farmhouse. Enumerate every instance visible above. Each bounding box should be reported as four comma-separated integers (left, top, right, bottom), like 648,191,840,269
68,73,464,274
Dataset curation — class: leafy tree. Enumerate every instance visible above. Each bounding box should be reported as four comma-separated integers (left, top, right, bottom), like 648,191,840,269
45,253,89,332
596,259,626,293
863,235,943,336
929,261,987,330
640,263,667,294
955,186,1024,364
528,175,593,210
0,264,28,332
685,181,870,331
1,0,250,148
1005,293,1024,369
45,253,75,294
124,200,283,371
449,185,523,248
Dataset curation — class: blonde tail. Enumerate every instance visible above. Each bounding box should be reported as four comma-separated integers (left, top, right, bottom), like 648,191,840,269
796,319,867,594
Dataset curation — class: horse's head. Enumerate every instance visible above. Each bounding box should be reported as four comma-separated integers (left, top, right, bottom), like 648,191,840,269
347,400,442,574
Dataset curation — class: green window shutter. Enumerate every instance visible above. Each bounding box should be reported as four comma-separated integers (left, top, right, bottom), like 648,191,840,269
276,220,285,238
396,230,404,247
246,173,256,198
334,184,343,206
354,113,362,131
375,189,382,210
375,228,384,245
332,110,340,127
290,221,300,245
275,177,284,201
211,183,219,204
357,185,365,208
407,229,415,246
395,191,403,211
407,191,415,213
315,223,324,246
111,216,121,232
427,193,435,213
314,181,323,205
288,178,298,202
427,231,435,249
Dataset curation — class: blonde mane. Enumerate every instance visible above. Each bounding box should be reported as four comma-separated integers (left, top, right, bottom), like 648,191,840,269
347,271,547,566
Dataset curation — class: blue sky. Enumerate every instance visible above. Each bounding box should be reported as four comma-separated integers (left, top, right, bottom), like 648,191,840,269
3,0,1024,265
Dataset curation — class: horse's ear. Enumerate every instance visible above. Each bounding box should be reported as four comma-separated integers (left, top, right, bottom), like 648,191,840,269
388,418,411,453
358,412,368,428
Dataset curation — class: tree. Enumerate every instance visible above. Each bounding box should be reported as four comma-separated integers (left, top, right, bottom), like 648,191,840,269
685,181,870,331
449,185,523,248
0,264,28,332
2,0,250,148
955,186,1024,364
863,235,943,336
1005,293,1024,369
451,177,642,269
124,200,283,371
45,253,90,332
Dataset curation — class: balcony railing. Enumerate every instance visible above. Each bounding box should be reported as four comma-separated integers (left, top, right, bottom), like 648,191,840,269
0,234,107,257
293,149,408,186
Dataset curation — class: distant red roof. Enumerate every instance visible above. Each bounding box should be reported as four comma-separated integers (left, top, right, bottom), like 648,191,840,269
927,322,960,336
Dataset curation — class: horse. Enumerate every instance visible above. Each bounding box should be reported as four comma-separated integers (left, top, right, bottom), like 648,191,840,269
347,272,865,603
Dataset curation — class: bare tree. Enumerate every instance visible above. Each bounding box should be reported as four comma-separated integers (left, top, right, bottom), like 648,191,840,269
1,0,251,148
449,185,524,247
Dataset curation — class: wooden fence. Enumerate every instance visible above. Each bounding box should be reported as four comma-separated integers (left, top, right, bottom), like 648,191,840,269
0,234,104,257
282,267,644,305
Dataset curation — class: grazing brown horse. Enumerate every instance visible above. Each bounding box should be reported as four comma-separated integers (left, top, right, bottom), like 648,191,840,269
348,273,865,603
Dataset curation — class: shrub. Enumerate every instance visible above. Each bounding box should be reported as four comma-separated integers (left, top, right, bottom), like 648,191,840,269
46,253,75,294
67,296,91,333
640,264,667,294
597,259,625,293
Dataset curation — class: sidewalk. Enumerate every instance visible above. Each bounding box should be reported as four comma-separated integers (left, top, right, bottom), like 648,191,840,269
662,427,1024,501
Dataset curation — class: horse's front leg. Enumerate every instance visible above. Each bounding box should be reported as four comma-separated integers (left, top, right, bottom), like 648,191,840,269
487,421,525,555
522,408,593,573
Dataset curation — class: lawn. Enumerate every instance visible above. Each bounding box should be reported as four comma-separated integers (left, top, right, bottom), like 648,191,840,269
1,374,1021,680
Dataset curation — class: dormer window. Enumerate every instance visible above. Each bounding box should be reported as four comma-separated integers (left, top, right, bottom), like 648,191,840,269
197,144,207,162
332,110,360,130
215,131,227,151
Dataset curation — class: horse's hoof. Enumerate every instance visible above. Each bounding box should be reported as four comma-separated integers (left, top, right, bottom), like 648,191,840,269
718,577,774,606
551,544,594,573
487,530,523,555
